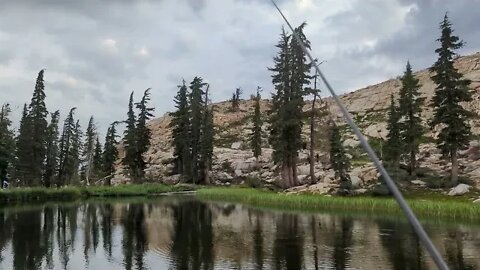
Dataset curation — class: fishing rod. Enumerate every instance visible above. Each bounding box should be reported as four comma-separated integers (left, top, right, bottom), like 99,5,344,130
269,1,449,269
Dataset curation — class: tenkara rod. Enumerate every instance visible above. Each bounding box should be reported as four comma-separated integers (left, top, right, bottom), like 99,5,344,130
269,1,449,269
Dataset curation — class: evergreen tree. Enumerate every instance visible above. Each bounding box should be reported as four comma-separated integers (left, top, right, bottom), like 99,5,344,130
92,137,103,181
250,87,262,159
430,14,473,186
82,116,97,184
189,77,207,184
134,88,155,181
14,104,33,186
199,85,214,184
230,88,242,111
123,92,138,180
103,122,119,186
329,124,352,195
384,95,402,170
170,80,191,177
398,61,425,176
28,69,49,186
69,120,82,185
57,108,77,186
43,111,60,188
0,103,15,188
268,24,311,188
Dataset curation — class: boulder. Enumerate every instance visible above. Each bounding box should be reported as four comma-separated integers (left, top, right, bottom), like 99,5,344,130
411,180,426,186
234,170,243,177
448,184,471,196
342,138,360,148
297,164,311,176
231,141,242,150
351,175,362,188
473,198,480,204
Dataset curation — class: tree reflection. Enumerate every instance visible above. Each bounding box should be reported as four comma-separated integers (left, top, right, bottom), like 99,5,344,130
253,212,264,270
100,204,114,259
444,230,476,270
169,200,214,270
121,203,148,270
12,210,44,269
332,217,353,270
273,214,304,270
378,219,425,270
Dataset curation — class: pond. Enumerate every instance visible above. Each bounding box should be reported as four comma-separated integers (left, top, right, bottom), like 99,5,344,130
0,195,479,270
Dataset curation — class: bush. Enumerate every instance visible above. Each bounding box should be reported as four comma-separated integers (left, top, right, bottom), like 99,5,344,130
245,176,263,188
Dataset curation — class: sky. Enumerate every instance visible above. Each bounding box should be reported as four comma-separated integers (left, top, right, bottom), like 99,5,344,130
0,0,479,136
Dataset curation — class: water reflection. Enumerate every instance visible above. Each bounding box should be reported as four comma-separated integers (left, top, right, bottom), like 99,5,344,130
0,197,478,269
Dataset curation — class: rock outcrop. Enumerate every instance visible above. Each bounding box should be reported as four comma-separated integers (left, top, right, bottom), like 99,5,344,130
113,53,480,190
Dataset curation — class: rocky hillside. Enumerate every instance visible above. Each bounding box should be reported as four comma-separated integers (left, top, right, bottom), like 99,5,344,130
114,53,480,191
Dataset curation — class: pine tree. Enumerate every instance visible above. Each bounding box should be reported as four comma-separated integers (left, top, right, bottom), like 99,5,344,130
0,103,15,188
250,87,262,160
92,138,103,181
329,124,352,195
230,88,242,111
28,69,49,186
430,14,473,186
123,92,138,180
69,120,82,185
384,95,402,170
57,108,77,186
398,61,425,176
170,80,191,177
189,76,207,184
134,88,155,181
82,116,97,184
44,110,60,188
268,24,311,188
14,104,33,186
199,85,214,184
103,122,119,186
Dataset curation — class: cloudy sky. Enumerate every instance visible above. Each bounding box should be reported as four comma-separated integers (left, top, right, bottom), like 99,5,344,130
0,0,479,136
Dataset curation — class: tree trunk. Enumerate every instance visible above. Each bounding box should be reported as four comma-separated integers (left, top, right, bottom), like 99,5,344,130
410,150,416,176
451,151,459,187
281,163,290,188
292,155,298,186
310,92,317,185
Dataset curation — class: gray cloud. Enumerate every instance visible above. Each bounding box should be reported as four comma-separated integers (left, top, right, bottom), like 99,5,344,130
0,0,479,138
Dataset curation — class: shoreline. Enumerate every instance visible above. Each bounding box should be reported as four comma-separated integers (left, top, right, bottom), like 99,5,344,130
197,187,480,222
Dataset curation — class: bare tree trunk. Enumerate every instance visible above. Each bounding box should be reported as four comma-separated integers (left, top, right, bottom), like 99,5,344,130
451,151,459,187
310,92,317,184
410,150,416,176
282,163,290,188
292,155,298,186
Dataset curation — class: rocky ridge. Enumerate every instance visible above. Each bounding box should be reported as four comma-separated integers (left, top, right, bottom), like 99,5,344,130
113,53,480,193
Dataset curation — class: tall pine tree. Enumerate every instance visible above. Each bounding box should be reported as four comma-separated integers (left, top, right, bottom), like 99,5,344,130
44,110,60,188
28,69,49,186
189,77,207,184
82,116,97,184
430,14,473,186
329,124,352,195
384,95,402,170
57,108,77,186
134,88,155,181
199,85,214,184
92,137,103,181
170,80,191,177
14,104,33,186
268,24,311,188
0,103,15,188
123,92,138,180
70,120,82,185
250,87,262,160
398,62,425,176
103,122,119,186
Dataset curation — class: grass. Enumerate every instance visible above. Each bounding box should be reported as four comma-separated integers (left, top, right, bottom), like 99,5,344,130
197,187,480,222
0,183,196,204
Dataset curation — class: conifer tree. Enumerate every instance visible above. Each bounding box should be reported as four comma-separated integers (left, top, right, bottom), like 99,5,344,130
0,103,15,188
199,85,214,184
92,138,103,180
430,14,473,186
28,69,49,186
103,122,119,186
82,116,97,184
14,104,33,186
268,24,311,188
123,92,138,180
69,120,82,185
170,80,191,177
44,110,60,187
398,62,424,176
230,88,242,111
134,88,154,181
57,108,77,186
329,124,351,195
250,87,262,160
384,95,402,170
189,77,207,184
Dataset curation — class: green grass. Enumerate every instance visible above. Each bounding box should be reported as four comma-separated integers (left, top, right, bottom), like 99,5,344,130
197,187,480,222
0,184,196,204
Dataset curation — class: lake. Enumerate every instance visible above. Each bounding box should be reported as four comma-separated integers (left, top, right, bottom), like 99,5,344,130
0,195,479,269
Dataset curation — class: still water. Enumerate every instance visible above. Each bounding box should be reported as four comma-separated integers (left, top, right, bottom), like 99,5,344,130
0,196,479,270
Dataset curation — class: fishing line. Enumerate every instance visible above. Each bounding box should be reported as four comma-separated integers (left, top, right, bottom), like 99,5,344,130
269,1,449,269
